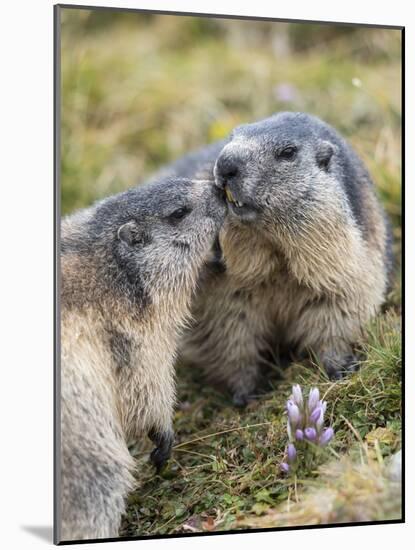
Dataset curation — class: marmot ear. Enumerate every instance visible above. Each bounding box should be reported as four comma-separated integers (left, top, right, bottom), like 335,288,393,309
316,140,336,170
117,221,147,246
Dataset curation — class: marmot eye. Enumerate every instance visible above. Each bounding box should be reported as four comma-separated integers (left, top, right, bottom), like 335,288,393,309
277,146,297,160
168,206,191,222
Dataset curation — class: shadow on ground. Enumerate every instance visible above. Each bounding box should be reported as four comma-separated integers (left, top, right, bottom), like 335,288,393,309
21,525,53,543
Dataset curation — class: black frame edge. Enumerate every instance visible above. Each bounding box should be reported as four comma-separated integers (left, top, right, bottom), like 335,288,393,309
400,25,405,524
54,3,62,546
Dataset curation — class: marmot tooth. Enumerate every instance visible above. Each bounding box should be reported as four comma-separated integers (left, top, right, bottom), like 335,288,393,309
225,186,234,203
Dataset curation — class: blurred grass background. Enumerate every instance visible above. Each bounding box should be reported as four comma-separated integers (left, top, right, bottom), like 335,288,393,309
60,8,402,536
61,9,401,225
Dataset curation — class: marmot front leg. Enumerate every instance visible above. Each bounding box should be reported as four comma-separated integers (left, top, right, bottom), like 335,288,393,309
321,350,360,380
227,363,261,408
148,427,174,472
182,321,262,407
123,362,176,472
181,286,272,407
292,298,363,380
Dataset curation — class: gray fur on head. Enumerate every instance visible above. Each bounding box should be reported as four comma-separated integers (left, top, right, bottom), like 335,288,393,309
62,177,226,311
215,112,371,237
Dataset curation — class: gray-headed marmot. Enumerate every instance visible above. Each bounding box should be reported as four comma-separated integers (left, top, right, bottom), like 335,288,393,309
149,112,393,406
59,177,225,541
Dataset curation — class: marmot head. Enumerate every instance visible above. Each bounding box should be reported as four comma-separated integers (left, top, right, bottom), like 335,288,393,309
88,177,226,302
214,112,350,239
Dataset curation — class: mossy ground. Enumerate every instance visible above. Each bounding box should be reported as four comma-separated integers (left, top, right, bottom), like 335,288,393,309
60,9,402,536
119,312,401,535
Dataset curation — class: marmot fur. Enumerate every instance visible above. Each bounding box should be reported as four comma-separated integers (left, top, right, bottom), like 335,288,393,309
149,112,393,406
59,177,225,541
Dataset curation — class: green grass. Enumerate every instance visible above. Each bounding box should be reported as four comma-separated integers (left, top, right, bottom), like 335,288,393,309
119,312,401,535
60,8,402,536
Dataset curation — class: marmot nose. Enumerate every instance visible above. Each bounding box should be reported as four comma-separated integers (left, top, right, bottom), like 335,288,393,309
215,155,240,189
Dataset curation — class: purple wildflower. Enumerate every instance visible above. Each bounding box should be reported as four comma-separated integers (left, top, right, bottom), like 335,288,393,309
286,400,301,428
308,388,320,413
292,384,303,409
304,427,317,442
319,427,334,447
287,443,297,463
281,384,335,475
295,429,304,441
310,406,323,424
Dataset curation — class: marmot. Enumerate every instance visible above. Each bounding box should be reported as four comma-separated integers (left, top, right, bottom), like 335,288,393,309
59,177,225,541
149,112,393,406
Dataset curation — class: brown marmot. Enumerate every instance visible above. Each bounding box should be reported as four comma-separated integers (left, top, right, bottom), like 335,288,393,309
148,112,393,406
58,177,226,541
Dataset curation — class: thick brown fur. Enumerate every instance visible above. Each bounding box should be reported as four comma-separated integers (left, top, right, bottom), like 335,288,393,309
59,178,225,541
185,192,388,402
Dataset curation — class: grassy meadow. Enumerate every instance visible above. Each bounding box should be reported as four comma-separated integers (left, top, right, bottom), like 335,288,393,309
60,8,402,535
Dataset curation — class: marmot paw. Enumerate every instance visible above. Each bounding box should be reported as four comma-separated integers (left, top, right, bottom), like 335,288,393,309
148,428,175,473
323,353,360,380
232,391,256,408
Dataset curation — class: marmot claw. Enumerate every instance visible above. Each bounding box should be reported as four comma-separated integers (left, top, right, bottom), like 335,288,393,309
148,429,175,473
232,392,255,408
323,353,360,380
